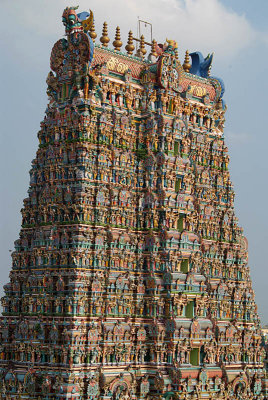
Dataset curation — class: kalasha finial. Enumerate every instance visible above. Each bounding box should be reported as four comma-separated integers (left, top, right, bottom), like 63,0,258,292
151,39,157,57
89,21,97,42
113,26,122,51
137,35,146,59
125,31,135,55
183,50,191,73
100,22,110,47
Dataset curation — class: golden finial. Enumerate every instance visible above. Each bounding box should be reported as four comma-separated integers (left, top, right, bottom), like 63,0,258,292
151,39,157,57
183,50,191,73
89,21,97,42
175,49,179,60
113,26,122,51
100,22,110,47
138,35,146,59
125,31,135,55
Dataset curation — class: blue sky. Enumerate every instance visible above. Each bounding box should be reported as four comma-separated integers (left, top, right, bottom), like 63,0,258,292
0,0,267,322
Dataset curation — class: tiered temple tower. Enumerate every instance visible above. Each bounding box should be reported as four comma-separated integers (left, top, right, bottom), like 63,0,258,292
0,6,267,400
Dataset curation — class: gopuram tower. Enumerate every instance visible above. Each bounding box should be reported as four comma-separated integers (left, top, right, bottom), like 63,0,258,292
0,6,267,400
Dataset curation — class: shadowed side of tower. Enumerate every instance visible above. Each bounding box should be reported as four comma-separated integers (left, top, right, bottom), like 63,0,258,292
0,6,267,400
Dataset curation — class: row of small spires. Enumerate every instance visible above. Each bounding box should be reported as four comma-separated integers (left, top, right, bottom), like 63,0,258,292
87,21,192,72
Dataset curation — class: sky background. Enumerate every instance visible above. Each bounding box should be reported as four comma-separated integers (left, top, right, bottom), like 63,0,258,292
0,0,267,322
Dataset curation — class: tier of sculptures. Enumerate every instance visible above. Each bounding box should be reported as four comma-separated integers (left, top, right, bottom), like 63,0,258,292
0,6,266,400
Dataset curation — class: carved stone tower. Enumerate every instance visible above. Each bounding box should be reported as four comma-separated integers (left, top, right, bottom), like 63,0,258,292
0,6,266,400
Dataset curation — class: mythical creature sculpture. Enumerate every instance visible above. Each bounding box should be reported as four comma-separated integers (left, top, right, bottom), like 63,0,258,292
190,52,213,78
62,6,94,37
190,51,225,105
49,6,95,103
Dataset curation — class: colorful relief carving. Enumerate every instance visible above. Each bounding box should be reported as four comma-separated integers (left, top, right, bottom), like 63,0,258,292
0,6,267,400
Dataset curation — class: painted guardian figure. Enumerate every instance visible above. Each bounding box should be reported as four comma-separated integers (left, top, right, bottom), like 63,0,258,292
0,5,266,400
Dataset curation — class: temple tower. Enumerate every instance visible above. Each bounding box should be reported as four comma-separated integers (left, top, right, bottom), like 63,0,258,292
0,6,266,399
